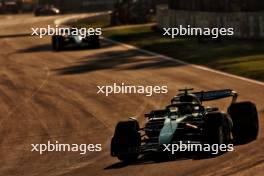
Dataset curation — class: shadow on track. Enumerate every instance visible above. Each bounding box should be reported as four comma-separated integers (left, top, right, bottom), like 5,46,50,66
17,40,113,53
18,43,52,53
105,152,223,170
0,33,31,39
54,48,185,75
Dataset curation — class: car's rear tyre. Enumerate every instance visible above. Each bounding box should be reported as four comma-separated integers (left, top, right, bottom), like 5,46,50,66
111,120,140,162
52,35,64,51
204,112,232,155
228,101,259,144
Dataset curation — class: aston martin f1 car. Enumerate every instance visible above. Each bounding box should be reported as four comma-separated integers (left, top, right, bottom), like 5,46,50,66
51,30,101,51
111,88,259,162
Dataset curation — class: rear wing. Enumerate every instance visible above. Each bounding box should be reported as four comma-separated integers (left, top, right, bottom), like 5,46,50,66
192,89,238,103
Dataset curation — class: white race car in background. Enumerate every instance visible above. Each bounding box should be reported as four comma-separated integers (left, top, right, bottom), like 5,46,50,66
52,30,101,51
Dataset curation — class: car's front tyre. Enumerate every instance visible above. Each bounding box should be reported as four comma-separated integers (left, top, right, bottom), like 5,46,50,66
111,120,141,163
204,112,232,155
90,35,101,49
52,35,64,51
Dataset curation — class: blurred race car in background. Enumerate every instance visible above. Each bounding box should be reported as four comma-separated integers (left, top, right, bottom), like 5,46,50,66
0,0,20,13
52,29,101,51
34,4,60,16
111,0,155,25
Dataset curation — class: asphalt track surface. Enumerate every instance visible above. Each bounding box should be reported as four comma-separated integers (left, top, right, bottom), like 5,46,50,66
0,14,263,176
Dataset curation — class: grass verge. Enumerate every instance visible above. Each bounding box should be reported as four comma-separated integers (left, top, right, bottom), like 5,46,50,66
68,15,264,82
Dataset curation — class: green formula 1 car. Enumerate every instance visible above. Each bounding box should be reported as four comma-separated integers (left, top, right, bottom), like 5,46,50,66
111,88,259,162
